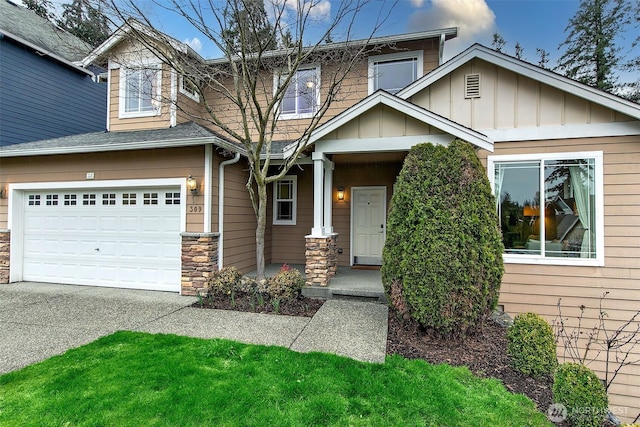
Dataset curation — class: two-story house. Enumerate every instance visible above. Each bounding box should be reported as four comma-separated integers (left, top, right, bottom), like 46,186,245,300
1,19,639,419
0,0,107,146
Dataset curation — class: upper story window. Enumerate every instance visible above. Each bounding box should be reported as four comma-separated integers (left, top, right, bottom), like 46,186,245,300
368,51,423,94
276,66,320,120
179,75,200,102
488,151,603,266
119,65,162,118
273,175,297,225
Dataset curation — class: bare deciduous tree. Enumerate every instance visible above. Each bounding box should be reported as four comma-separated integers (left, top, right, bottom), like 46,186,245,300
102,0,394,280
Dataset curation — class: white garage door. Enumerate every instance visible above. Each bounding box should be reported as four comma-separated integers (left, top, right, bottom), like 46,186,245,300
22,188,182,292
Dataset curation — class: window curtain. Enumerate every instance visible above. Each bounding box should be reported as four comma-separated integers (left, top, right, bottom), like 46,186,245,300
569,165,594,258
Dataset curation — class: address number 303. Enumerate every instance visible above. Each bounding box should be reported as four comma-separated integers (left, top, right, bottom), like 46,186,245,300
189,205,202,213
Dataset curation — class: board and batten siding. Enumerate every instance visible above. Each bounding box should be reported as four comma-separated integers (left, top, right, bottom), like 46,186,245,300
0,39,107,146
478,134,640,422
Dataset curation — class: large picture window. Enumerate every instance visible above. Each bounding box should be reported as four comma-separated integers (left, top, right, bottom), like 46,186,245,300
273,176,297,225
488,152,603,265
368,51,423,94
276,66,320,119
119,65,161,118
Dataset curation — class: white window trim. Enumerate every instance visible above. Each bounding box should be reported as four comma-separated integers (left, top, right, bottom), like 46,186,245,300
273,175,297,225
274,65,321,120
487,151,604,267
368,50,424,95
118,64,162,119
179,74,200,102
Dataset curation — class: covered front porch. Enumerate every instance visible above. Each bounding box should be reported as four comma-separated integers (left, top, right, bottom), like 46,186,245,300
255,264,386,303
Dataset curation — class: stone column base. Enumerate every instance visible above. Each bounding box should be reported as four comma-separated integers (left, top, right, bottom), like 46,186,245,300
0,230,9,284
181,232,219,296
304,233,338,287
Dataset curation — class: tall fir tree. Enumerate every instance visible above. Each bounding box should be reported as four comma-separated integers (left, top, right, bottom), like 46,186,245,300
222,0,277,53
58,0,110,47
23,0,54,21
556,0,630,93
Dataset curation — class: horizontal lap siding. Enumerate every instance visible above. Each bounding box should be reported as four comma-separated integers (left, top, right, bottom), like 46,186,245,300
479,135,640,422
269,166,313,265
0,40,107,146
222,160,258,273
0,147,205,230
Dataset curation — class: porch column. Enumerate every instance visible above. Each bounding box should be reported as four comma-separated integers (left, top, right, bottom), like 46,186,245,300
310,152,326,236
323,160,334,234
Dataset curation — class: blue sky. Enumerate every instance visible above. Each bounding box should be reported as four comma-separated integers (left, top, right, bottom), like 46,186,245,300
154,0,637,79
28,0,638,81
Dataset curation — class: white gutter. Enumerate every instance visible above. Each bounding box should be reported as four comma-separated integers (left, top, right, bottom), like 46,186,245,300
217,151,241,269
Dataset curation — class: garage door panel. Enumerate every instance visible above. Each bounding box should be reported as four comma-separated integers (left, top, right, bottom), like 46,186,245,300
22,187,182,292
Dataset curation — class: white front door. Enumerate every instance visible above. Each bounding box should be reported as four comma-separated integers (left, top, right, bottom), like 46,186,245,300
352,187,386,265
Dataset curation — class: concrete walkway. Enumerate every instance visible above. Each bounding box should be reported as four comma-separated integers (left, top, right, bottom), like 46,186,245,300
0,282,388,375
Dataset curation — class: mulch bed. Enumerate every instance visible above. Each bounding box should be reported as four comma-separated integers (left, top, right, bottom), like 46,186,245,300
193,292,557,417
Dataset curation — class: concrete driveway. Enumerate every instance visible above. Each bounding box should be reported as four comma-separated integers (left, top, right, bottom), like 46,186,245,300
0,282,388,374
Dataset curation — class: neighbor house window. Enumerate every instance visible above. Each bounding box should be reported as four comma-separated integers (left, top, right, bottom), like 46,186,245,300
276,66,320,119
119,65,161,118
488,152,603,265
273,176,297,225
368,51,423,94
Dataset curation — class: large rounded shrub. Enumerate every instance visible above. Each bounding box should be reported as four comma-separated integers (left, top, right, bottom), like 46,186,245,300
381,140,504,337
507,312,557,377
553,362,608,427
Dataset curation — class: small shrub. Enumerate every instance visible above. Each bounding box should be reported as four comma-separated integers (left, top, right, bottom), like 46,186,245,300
507,312,557,377
266,264,304,301
553,362,608,427
207,266,242,296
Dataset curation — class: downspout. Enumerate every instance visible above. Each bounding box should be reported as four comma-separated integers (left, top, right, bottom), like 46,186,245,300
218,151,241,270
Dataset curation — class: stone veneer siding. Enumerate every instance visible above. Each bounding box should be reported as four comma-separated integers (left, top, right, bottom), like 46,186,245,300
304,234,338,287
0,230,9,284
181,232,219,296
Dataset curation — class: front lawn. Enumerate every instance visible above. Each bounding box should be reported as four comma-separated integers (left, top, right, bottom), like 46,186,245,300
0,331,550,426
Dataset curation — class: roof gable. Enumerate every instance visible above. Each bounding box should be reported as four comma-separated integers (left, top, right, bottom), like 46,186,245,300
301,90,493,153
398,44,640,121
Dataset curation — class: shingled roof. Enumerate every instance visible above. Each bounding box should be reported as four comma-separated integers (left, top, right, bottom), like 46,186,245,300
0,0,91,62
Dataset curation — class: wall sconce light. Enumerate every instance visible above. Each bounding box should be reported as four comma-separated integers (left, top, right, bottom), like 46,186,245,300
187,175,198,194
0,187,4,199
337,186,345,201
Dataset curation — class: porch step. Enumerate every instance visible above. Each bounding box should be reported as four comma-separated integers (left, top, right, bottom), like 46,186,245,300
302,285,387,304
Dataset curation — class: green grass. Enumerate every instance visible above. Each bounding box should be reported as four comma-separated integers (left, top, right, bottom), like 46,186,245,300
0,331,551,427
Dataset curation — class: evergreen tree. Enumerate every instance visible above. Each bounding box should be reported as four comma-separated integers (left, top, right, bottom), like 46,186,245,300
536,48,550,69
222,0,277,53
58,0,110,47
23,0,54,21
556,0,630,93
514,42,524,60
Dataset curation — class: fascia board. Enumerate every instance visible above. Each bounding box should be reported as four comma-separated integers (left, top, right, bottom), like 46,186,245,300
0,137,246,158
399,45,640,121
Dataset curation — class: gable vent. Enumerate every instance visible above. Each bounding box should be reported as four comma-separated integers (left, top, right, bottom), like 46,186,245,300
465,73,481,98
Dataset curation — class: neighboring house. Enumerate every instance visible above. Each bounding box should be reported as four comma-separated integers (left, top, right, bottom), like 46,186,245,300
0,0,107,146
0,21,639,420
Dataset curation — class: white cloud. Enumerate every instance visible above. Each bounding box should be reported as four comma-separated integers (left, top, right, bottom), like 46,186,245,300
183,37,203,53
407,0,496,60
279,0,331,21
410,0,426,7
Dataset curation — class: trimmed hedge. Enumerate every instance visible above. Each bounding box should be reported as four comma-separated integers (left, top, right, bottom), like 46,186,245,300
381,140,504,337
507,312,557,377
